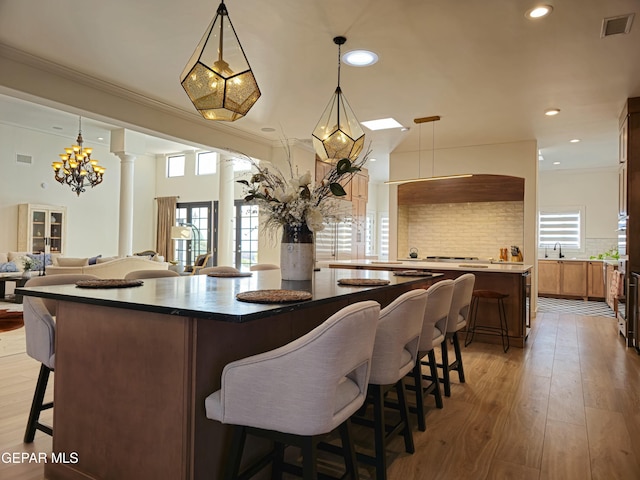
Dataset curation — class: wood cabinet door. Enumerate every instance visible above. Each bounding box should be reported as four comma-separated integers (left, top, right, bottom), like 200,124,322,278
352,172,369,199
560,261,588,297
538,261,560,295
587,261,605,298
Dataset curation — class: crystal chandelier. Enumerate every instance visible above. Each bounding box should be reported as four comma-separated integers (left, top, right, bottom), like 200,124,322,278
52,117,105,196
181,0,261,121
312,36,365,163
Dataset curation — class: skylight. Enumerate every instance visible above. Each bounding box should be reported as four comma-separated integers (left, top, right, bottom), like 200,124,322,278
361,118,404,131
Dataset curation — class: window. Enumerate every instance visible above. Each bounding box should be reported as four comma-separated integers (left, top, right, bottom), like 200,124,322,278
175,202,216,267
538,208,583,249
196,151,217,175
232,201,259,270
365,212,376,256
167,154,185,177
379,213,389,260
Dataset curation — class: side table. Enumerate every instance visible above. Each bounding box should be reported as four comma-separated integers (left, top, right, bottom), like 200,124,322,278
0,275,30,304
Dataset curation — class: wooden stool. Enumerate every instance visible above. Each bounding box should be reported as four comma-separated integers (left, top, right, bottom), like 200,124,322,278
465,290,510,353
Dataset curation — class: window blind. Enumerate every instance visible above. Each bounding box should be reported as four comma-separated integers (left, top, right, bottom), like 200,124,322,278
538,211,581,248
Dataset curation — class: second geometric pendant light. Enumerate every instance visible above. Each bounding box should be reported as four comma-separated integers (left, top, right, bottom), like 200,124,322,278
312,36,365,163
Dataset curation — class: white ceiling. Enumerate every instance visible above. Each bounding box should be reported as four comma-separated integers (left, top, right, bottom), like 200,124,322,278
0,0,639,182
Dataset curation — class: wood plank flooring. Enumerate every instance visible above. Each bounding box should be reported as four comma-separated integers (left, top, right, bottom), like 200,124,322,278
1,308,639,479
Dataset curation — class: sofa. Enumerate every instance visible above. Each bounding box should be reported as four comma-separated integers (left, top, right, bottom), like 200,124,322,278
45,256,169,279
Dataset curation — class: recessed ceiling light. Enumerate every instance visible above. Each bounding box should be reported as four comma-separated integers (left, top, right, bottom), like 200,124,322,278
544,108,561,116
98,137,104,141
570,138,580,143
361,118,404,131
526,5,553,19
553,161,561,165
343,50,378,67
369,158,377,162
261,127,276,132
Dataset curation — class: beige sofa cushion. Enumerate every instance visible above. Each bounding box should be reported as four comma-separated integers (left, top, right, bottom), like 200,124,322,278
96,256,119,264
8,252,30,272
57,257,89,267
46,256,168,279
0,253,8,263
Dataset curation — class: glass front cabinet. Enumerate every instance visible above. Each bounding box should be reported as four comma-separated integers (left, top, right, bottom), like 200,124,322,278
17,204,67,254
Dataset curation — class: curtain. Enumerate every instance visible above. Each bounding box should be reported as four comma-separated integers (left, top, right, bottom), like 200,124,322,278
156,196,177,262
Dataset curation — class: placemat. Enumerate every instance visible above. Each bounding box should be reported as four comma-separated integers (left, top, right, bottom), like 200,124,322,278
337,278,391,286
207,272,253,278
236,289,312,303
393,270,435,277
76,279,144,288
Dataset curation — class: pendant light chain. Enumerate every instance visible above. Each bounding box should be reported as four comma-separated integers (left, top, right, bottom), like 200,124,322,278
336,39,342,125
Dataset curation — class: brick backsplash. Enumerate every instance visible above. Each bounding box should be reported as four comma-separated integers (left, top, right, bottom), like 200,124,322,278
397,201,524,260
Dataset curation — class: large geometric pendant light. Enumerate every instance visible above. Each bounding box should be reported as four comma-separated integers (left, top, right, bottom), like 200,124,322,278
312,36,365,163
180,1,261,121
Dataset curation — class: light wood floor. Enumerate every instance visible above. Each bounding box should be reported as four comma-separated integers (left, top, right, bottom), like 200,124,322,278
1,308,640,479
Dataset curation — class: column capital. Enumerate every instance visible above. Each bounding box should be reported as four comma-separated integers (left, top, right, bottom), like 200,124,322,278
113,152,137,163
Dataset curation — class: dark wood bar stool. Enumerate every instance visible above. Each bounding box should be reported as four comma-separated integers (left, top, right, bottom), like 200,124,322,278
465,290,510,352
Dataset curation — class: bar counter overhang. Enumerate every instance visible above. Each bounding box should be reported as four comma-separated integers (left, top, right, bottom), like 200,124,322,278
17,269,441,480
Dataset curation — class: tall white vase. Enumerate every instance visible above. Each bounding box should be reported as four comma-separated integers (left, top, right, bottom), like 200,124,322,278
280,225,314,281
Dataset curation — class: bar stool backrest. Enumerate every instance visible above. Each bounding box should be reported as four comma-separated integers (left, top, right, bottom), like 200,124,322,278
369,289,428,385
446,273,476,334
419,280,454,352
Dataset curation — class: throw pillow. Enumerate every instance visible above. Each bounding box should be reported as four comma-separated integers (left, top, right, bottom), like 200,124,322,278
0,262,18,273
88,255,102,265
57,257,89,267
7,252,29,272
26,253,47,271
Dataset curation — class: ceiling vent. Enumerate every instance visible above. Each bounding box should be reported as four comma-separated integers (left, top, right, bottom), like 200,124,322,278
16,154,32,165
601,13,634,37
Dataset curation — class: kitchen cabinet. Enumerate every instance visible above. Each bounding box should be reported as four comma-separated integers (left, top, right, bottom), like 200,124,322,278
538,260,588,299
315,161,369,260
17,203,67,254
538,260,560,295
315,159,351,201
587,261,605,299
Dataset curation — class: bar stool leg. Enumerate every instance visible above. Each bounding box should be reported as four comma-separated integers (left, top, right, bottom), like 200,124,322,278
464,296,480,347
499,297,510,353
451,332,466,384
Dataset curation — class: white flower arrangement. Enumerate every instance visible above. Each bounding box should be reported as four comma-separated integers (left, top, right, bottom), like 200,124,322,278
236,147,370,235
22,256,37,272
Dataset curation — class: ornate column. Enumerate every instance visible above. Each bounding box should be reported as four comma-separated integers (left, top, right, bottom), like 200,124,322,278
114,153,136,256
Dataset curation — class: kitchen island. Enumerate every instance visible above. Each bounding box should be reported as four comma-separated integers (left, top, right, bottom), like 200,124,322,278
17,268,440,480
328,260,533,348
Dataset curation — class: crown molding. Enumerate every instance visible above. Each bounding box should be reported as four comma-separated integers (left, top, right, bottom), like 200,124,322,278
0,43,272,149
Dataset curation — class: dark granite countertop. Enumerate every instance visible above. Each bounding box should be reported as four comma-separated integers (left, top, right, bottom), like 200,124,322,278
16,268,441,323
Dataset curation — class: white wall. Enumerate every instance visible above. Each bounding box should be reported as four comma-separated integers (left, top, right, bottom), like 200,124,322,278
0,123,155,257
538,167,618,257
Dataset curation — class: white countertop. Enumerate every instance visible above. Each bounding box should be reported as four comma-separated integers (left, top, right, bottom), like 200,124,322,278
328,260,533,274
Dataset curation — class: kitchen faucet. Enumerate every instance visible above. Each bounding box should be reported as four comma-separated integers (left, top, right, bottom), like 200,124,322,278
553,242,564,258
